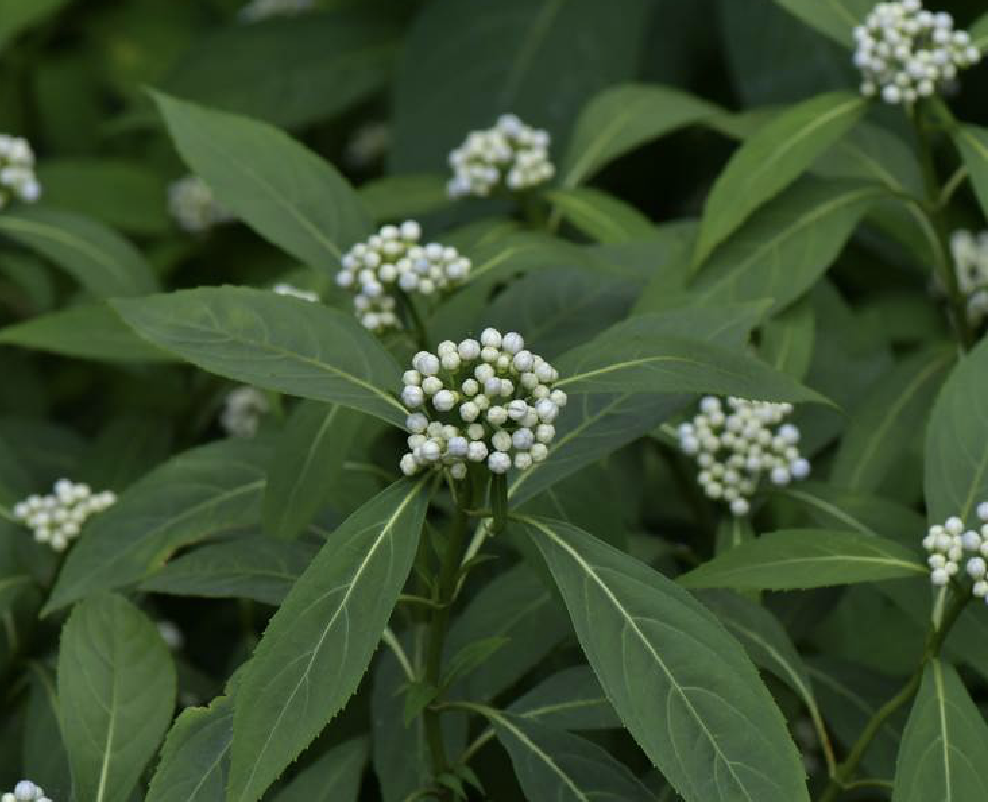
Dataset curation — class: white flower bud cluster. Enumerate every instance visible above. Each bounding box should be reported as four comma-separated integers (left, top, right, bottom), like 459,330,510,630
12,481,116,552
447,114,554,198
220,386,270,438
923,503,988,596
949,230,988,325
853,1,980,104
398,329,565,478
168,175,234,233
678,397,810,517
336,221,471,332
273,282,319,303
0,135,40,208
240,0,312,21
2,781,51,802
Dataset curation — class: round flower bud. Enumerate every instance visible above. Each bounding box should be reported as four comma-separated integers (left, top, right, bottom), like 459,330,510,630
432,390,456,411
488,451,511,474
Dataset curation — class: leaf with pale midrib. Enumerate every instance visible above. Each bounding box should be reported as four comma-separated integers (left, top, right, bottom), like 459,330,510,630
893,660,988,801
58,593,176,802
515,515,809,802
228,477,431,802
678,530,926,590
113,287,406,427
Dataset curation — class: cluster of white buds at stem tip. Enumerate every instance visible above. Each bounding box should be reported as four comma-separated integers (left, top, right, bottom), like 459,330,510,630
678,397,810,516
854,1,980,104
12,480,115,551
169,175,234,233
949,230,988,325
448,114,554,198
239,0,312,21
273,283,319,303
2,781,51,802
0,135,40,208
220,386,270,438
336,221,471,332
923,503,988,599
399,329,565,478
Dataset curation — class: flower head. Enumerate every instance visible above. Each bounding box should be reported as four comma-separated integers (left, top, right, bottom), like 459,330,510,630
0,135,40,208
240,0,312,21
923,503,988,596
2,780,52,802
448,114,554,198
169,175,234,233
220,386,270,438
336,221,471,332
854,1,980,103
398,329,565,478
12,481,116,552
948,230,988,325
678,396,810,516
273,282,320,303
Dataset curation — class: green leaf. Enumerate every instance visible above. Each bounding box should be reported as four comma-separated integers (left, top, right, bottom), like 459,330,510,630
693,92,867,266
678,529,927,590
36,158,169,236
269,737,368,802
228,477,431,802
925,336,988,525
146,695,234,802
507,666,619,731
952,125,988,226
162,13,396,129
392,0,652,171
58,593,177,802
507,304,769,506
685,178,880,314
559,83,737,188
45,439,269,613
515,515,809,802
264,401,361,539
760,297,815,379
766,0,872,46
22,664,71,799
113,287,405,427
546,188,654,244
780,482,925,542
139,536,317,605
893,660,988,802
0,207,157,297
357,173,451,224
480,707,658,802
445,564,569,701
554,330,827,404
833,346,954,493
973,12,988,51
152,92,371,272
0,303,171,362
0,0,71,51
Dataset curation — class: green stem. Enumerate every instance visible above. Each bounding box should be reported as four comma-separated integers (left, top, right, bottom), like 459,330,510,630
815,587,970,802
910,103,974,351
422,503,472,796
490,473,508,535
395,288,429,350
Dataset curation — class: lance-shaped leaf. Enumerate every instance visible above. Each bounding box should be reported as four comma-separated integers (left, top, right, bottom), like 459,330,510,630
693,92,867,266
678,530,926,590
46,439,269,613
113,287,406,427
228,477,431,802
474,705,658,802
269,737,368,802
0,207,157,297
58,593,177,802
0,303,171,362
146,695,234,802
893,660,988,802
779,482,926,542
515,515,809,802
952,125,988,223
559,83,738,188
264,400,361,539
925,335,988,525
553,331,826,404
508,666,619,731
545,187,654,243
153,92,370,272
767,0,871,46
